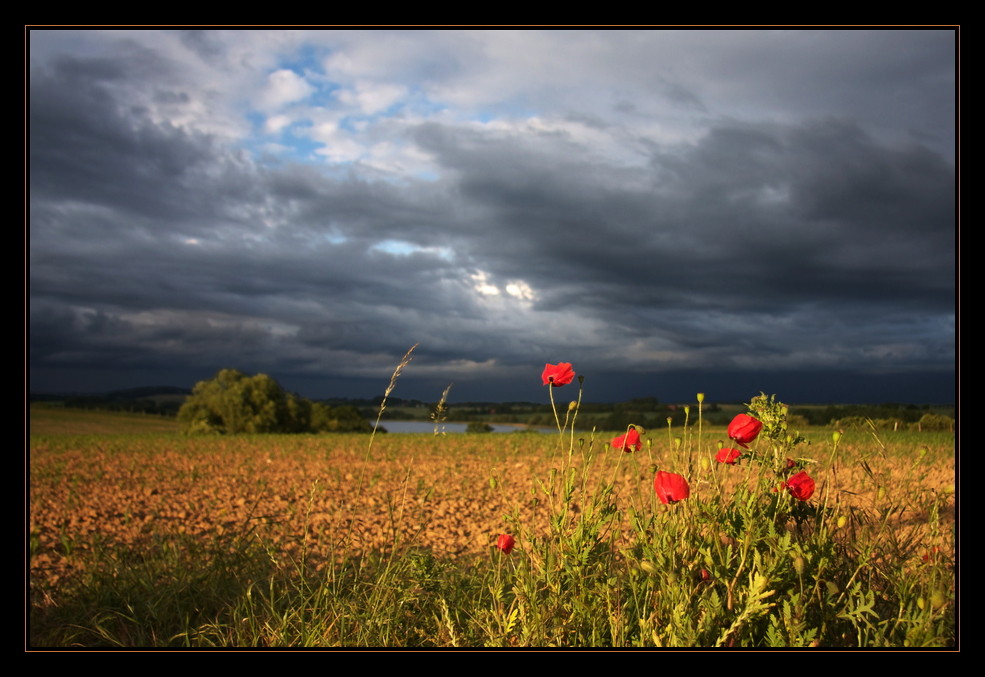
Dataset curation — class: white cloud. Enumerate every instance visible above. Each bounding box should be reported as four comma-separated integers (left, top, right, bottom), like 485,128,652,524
336,80,407,115
259,69,314,110
309,120,365,162
265,114,292,134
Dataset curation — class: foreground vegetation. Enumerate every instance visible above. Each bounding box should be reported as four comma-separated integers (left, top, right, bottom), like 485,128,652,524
29,397,954,648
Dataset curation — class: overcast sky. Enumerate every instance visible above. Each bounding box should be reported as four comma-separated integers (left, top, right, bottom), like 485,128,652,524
29,29,956,404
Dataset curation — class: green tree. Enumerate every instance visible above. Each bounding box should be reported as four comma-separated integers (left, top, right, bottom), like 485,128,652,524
178,369,313,434
310,402,374,433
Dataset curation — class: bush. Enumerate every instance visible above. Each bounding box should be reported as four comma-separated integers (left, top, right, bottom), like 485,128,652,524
910,413,954,432
465,422,494,434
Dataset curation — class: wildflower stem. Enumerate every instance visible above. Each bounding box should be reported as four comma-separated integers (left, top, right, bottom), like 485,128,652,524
548,383,562,434
695,394,703,480
568,378,584,457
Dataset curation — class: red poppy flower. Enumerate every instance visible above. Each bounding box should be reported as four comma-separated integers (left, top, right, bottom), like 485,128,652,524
541,362,575,387
496,533,515,554
785,457,797,469
715,447,741,465
612,428,642,452
727,414,763,448
654,471,690,505
785,471,815,501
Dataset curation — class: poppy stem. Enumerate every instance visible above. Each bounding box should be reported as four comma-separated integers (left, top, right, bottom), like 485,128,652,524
568,378,584,457
548,383,562,434
694,394,704,480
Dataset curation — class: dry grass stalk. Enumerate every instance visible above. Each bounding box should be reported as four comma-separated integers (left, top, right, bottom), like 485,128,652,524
368,343,419,453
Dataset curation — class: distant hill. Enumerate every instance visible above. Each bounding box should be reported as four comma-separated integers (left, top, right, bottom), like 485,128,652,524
29,386,191,416
28,386,955,428
106,385,191,400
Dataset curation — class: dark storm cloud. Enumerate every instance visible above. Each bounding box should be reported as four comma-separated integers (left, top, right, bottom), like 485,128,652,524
29,30,955,402
413,118,953,315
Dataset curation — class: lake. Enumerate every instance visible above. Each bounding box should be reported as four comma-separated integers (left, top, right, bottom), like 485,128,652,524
371,420,548,434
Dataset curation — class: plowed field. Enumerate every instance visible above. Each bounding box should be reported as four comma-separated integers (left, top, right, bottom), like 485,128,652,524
30,426,955,594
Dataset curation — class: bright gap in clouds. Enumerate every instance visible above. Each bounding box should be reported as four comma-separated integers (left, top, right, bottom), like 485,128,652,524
505,281,535,301
371,239,454,260
470,271,536,301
